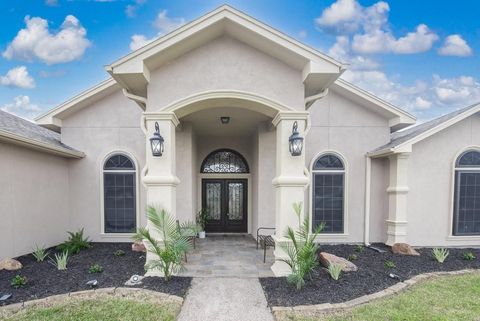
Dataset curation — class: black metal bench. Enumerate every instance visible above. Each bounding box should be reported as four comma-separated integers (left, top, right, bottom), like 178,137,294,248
256,227,275,263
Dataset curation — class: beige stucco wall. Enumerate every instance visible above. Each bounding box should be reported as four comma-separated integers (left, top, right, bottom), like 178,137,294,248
368,157,389,243
406,114,480,246
0,142,69,258
147,35,305,111
306,89,391,243
61,89,146,242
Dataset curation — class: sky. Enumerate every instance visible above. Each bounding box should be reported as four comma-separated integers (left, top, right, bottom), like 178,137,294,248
0,0,479,123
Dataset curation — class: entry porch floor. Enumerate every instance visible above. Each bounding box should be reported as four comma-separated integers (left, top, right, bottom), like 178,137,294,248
178,235,275,278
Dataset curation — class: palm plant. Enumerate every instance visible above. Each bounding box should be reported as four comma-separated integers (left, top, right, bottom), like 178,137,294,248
133,206,194,280
279,202,324,290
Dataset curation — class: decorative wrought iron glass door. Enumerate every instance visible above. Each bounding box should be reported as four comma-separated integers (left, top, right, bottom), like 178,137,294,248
202,179,247,233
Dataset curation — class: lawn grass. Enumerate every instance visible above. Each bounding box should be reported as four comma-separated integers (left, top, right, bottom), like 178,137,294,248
1,297,180,321
289,272,480,321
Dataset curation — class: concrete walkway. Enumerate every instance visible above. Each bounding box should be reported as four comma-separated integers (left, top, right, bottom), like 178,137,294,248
177,277,274,321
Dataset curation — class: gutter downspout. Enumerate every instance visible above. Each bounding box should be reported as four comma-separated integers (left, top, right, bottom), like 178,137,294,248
305,88,329,109
364,154,372,245
122,89,147,110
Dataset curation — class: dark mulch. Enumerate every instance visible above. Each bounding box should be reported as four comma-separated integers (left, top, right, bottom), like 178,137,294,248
260,244,480,307
0,243,192,306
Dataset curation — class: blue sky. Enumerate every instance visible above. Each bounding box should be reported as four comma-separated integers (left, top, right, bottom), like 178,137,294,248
0,0,479,122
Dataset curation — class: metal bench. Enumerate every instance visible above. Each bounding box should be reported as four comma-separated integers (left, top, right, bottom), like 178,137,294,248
256,227,275,263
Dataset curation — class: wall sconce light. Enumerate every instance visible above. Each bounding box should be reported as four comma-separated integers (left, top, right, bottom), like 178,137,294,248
289,121,304,156
150,122,164,157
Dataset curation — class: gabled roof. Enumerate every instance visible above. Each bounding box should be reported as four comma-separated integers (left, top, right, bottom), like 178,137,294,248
0,110,84,158
332,79,416,131
370,102,480,157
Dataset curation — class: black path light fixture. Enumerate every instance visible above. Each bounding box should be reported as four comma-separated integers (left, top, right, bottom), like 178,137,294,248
289,121,304,156
150,122,164,157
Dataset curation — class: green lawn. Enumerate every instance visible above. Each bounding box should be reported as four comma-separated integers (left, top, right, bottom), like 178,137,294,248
290,272,480,321
1,297,180,321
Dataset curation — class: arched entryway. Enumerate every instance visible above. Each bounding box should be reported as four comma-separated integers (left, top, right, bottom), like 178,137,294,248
200,149,249,233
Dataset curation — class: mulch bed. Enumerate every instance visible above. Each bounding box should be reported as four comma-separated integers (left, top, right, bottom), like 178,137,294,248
260,244,480,307
0,243,192,306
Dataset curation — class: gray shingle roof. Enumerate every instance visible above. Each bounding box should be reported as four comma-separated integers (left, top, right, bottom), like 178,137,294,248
373,102,480,153
0,109,81,154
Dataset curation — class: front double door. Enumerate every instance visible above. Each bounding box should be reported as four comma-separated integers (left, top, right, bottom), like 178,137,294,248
202,179,247,233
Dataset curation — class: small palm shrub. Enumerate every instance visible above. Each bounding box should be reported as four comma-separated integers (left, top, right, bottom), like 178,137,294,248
355,244,365,253
32,244,49,262
113,249,126,257
327,264,343,281
11,275,27,289
133,206,195,280
57,228,91,254
50,251,69,270
432,248,449,263
89,264,103,273
462,251,476,261
279,202,324,290
196,209,209,232
384,260,396,269
347,254,358,261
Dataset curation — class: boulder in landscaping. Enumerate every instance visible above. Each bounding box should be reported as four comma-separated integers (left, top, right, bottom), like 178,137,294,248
132,241,146,253
319,252,358,272
392,243,420,256
0,258,22,271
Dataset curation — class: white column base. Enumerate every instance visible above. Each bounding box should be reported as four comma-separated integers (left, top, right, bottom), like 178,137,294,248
270,236,292,277
386,220,407,245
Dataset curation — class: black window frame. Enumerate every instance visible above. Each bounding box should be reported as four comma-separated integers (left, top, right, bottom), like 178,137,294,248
103,153,137,234
312,153,345,234
200,149,249,174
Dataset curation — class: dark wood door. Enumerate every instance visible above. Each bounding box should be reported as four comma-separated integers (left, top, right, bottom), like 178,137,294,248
202,179,247,233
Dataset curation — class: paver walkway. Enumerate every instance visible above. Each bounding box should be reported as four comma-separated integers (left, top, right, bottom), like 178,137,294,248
177,277,274,321
178,235,275,277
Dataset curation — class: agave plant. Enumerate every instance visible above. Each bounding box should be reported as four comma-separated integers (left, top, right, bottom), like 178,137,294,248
133,206,194,280
279,202,324,290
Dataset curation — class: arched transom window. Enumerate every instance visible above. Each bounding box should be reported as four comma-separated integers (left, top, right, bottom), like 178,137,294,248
103,153,137,233
453,150,480,236
200,149,249,173
312,153,345,234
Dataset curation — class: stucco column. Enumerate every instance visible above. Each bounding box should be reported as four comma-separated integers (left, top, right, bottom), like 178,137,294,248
386,152,410,245
270,111,309,276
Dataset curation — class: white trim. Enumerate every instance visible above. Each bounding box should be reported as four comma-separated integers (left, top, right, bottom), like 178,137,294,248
308,150,349,237
99,150,141,238
448,146,480,239
364,155,371,245
0,129,85,159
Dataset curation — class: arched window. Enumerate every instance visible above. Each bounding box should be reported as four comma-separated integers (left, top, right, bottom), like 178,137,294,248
200,149,249,173
453,150,480,236
312,153,345,233
103,153,137,233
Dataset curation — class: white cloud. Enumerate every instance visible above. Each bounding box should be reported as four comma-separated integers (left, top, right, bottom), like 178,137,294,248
298,30,307,38
129,9,185,51
3,15,91,65
125,0,147,18
315,0,362,34
1,95,41,119
438,34,473,57
45,0,58,6
0,66,35,89
414,97,432,110
433,75,480,104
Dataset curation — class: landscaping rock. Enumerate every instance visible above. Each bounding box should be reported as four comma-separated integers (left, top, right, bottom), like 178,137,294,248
132,242,146,253
318,252,358,272
391,243,420,256
0,258,22,271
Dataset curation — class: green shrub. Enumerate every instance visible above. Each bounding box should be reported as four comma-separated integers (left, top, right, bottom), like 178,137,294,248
462,251,476,261
32,244,49,262
50,251,69,270
327,264,343,281
133,206,195,281
279,202,324,290
196,208,209,231
57,228,91,255
11,275,28,288
347,254,358,261
113,249,125,257
89,264,103,274
355,244,365,253
432,248,449,263
384,260,396,269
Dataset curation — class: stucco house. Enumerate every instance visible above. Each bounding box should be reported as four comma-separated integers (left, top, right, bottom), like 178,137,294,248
1,6,479,275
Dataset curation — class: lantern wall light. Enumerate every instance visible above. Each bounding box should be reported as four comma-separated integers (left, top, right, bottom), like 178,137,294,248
150,122,164,157
289,121,304,156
